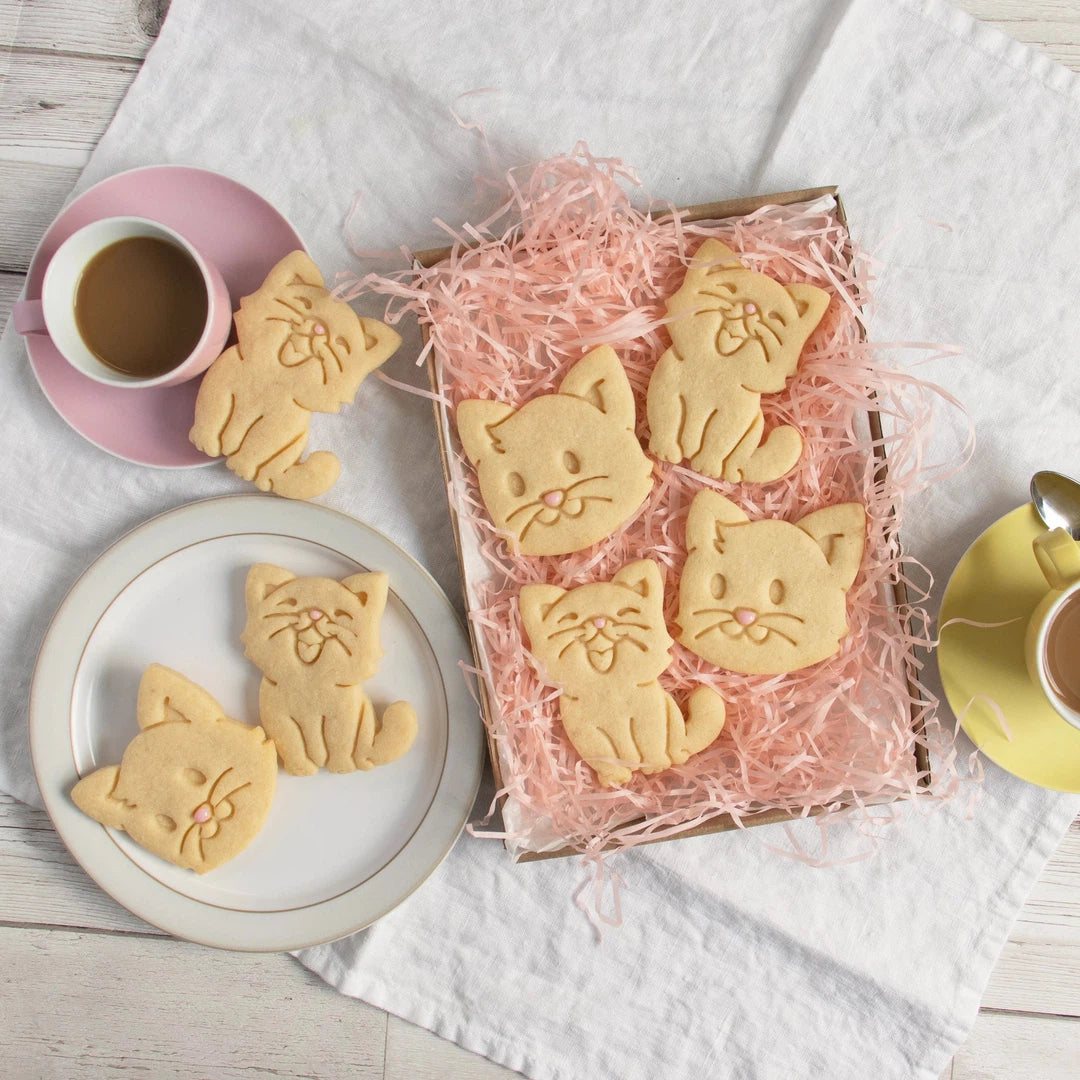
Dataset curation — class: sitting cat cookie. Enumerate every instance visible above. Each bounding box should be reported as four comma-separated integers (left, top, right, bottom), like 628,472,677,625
520,559,726,788
190,251,401,500
677,490,865,674
70,665,277,874
457,345,654,556
242,563,417,776
646,239,830,483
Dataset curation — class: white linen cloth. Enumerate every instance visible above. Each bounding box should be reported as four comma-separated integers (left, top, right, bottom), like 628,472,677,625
1,1,1078,1077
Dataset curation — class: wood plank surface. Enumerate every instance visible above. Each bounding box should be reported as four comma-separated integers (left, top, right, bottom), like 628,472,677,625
0,794,162,936
980,940,1080,1016
1006,820,1080,944
0,51,139,167
6,0,167,60
962,0,1080,68
951,1010,1080,1080
1,925,387,1080
0,160,79,270
386,1017,521,1080
0,271,25,326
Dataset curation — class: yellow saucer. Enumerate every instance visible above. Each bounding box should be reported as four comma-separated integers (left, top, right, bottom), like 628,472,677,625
939,503,1080,792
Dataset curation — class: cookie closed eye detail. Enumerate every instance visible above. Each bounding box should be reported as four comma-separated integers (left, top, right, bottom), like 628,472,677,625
188,249,402,500
456,344,654,556
241,563,418,776
676,490,866,675
519,559,725,788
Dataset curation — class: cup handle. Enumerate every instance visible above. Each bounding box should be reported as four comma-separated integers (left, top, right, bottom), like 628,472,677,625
1033,527,1080,589
12,299,46,335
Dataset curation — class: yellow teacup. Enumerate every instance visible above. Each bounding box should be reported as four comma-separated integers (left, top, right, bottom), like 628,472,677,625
1025,527,1080,731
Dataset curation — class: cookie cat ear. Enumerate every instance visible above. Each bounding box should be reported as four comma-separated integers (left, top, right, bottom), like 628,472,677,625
263,250,325,291
785,282,830,327
557,345,636,432
796,503,866,590
71,766,127,829
519,584,567,640
245,563,296,611
341,571,389,619
456,399,517,465
356,317,402,370
611,559,664,600
685,490,749,553
136,664,224,730
689,239,742,272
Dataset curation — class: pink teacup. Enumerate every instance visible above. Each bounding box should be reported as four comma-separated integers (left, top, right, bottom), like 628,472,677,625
13,216,231,389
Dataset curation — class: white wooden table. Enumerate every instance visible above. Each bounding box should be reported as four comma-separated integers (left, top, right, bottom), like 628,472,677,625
0,2,1077,1077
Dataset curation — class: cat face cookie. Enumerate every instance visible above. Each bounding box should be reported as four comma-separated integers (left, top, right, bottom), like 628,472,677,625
520,560,725,788
646,239,830,483
70,665,277,873
242,564,417,776
189,250,401,500
676,490,865,674
242,563,389,685
457,345,654,556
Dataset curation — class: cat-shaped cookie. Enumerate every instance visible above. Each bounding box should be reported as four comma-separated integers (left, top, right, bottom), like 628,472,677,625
677,490,865,674
190,250,401,500
242,563,417,776
70,665,277,874
457,345,654,556
646,239,830,483
520,559,726,788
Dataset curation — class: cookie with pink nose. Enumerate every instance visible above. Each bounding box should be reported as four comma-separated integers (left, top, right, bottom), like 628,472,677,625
676,490,866,675
241,563,417,775
519,559,726,787
456,345,654,556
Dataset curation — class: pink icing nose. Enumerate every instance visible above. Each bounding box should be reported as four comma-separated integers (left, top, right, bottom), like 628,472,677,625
735,607,757,626
543,490,565,507
193,804,212,824
593,617,607,629
309,609,323,621
313,323,326,335
744,303,757,315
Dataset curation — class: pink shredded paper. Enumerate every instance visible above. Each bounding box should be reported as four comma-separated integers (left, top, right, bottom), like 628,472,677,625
341,145,969,859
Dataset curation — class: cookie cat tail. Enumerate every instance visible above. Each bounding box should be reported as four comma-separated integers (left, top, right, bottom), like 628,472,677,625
266,450,341,500
680,686,726,759
366,700,418,767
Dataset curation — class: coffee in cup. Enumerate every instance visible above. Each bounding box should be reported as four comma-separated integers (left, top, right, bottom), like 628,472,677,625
1025,526,1080,732
13,216,232,390
1042,590,1080,712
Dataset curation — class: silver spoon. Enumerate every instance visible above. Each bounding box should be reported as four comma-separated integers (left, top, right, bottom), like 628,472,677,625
1030,470,1080,540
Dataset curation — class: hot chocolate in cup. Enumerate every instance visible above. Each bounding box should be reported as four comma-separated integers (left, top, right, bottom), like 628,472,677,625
13,216,232,389
1025,527,1080,732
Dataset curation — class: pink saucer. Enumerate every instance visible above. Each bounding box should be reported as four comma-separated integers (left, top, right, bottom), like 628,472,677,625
23,165,305,468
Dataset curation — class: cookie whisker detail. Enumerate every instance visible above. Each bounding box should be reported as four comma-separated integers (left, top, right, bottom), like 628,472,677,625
505,497,545,524
205,767,235,805
213,781,251,808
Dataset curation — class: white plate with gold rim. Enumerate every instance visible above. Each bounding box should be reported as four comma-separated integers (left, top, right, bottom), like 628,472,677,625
30,495,483,951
